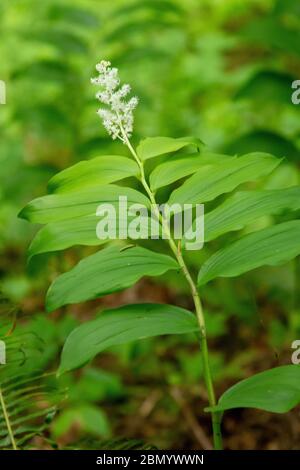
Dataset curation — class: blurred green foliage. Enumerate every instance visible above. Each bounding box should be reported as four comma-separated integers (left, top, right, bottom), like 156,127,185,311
1,0,300,449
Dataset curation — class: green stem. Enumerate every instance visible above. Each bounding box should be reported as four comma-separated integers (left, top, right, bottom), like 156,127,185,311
121,129,223,450
0,386,17,450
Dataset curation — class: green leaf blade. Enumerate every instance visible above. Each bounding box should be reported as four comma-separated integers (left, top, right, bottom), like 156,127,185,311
28,213,152,258
169,153,280,206
46,246,178,311
28,217,107,258
59,303,199,374
48,156,139,193
205,186,300,242
19,185,150,224
208,365,300,414
137,136,203,161
198,220,300,285
150,152,231,190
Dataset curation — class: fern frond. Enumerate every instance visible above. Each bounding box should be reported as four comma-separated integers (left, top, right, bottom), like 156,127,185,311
67,437,156,450
0,372,63,449
0,295,64,449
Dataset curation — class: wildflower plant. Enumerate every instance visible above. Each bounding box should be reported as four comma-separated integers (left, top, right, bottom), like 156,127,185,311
20,61,300,450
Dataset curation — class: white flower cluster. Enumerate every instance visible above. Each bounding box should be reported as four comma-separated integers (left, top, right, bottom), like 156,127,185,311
91,60,138,141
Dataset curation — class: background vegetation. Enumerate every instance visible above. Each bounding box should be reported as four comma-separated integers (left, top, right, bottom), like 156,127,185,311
1,0,300,449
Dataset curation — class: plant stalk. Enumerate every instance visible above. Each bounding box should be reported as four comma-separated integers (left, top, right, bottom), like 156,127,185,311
0,386,17,450
121,129,223,450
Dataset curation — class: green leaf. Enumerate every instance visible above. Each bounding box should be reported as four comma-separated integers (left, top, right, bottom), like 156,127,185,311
198,220,300,285
19,185,150,224
12,59,71,82
150,152,231,191
137,136,203,161
52,405,110,438
28,213,152,258
46,246,178,311
204,187,300,242
48,156,139,193
26,29,88,55
105,19,179,43
47,5,100,29
241,17,300,58
226,130,300,163
59,303,199,373
169,153,280,206
235,70,295,105
207,365,300,413
28,217,108,258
